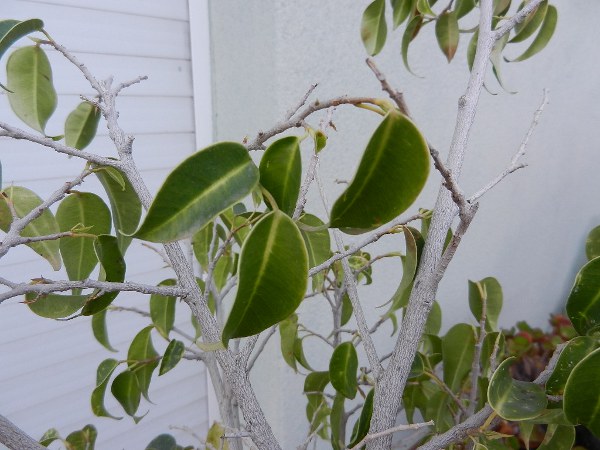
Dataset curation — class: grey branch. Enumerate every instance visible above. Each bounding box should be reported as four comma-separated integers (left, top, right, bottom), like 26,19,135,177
348,421,434,450
285,84,319,120
365,57,411,117
0,414,45,450
493,0,547,40
247,325,278,372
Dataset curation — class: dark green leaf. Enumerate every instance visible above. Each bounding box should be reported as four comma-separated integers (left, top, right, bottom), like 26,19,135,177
7,46,57,133
134,142,259,242
361,0,387,56
304,371,330,394
111,370,141,417
259,136,302,216
26,292,87,319
586,226,600,261
546,336,597,395
435,11,459,62
300,214,331,292
91,358,122,420
425,391,453,433
454,0,476,18
330,111,429,232
294,337,313,371
536,424,575,449
280,314,298,371
0,19,44,63
409,352,425,379
146,434,178,450
386,226,418,312
509,5,557,62
0,186,61,269
92,309,118,352
222,211,308,345
329,342,358,399
349,389,374,448
402,16,424,76
392,0,415,28
65,424,97,450
564,348,600,435
65,101,101,150
341,293,353,326
510,1,548,43
330,394,346,450
150,279,177,340
127,326,159,401
566,257,600,335
469,277,503,332
442,323,476,392
159,339,185,376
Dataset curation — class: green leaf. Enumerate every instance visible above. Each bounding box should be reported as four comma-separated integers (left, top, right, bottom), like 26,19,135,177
546,336,597,395
294,337,313,371
425,391,453,433
304,371,330,395
349,389,374,448
424,300,442,335
409,352,425,379
493,0,511,16
81,235,126,315
391,0,415,28
586,225,600,261
96,168,141,253
469,277,503,332
467,30,478,71
330,111,429,232
92,309,118,352
385,227,421,313
222,210,308,345
564,348,600,435
417,0,436,16
146,434,178,450
91,358,122,420
329,342,358,399
489,33,514,93
65,424,97,450
361,0,387,56
330,394,346,450
39,428,61,446
280,314,298,371
481,332,505,375
402,15,424,76
454,0,476,18
510,1,548,43
134,142,259,242
206,422,230,450
566,257,600,335
56,192,111,281
65,101,101,150
488,357,547,420
7,46,57,133
442,323,476,392
300,214,331,291
341,293,353,326
150,279,177,340
0,186,61,269
127,326,159,401
508,5,557,62
259,136,302,216
435,11,459,62
192,222,213,270
111,370,141,418
536,425,575,450
159,339,185,376
26,292,87,319
0,19,44,63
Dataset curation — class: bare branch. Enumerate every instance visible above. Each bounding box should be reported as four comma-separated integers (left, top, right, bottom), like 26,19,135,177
467,293,487,416
0,414,45,450
114,75,149,96
247,325,278,372
285,84,319,120
348,420,434,450
493,0,546,40
365,58,411,117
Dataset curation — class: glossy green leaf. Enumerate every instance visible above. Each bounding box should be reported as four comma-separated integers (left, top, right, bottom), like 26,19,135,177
391,0,414,28
111,370,141,417
56,192,111,281
509,5,557,62
330,111,429,232
488,357,547,420
586,226,600,261
436,11,459,62
65,424,97,450
81,235,126,315
26,292,87,319
361,0,387,56
127,326,159,401
300,214,331,291
96,168,141,253
259,136,301,216
7,46,57,133
417,0,436,16
146,434,179,450
329,342,358,399
566,257,600,335
469,277,503,332
92,309,118,352
134,142,259,242
536,425,575,450
91,358,122,419
510,1,548,43
222,210,308,345
546,336,597,395
402,15,424,76
349,389,374,448
386,227,418,312
280,314,298,371
442,323,476,392
150,279,177,340
65,101,101,150
159,339,184,376
564,348,600,435
206,422,230,450
454,0,476,18
0,186,61,269
0,19,44,63
192,222,213,270
330,394,346,450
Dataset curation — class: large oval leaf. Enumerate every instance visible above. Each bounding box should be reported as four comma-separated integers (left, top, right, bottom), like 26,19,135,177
150,279,177,340
26,292,87,319
134,142,259,242
259,136,301,216
0,185,61,269
329,341,358,399
127,326,159,401
488,357,547,420
546,336,597,395
564,348,600,435
222,210,308,345
361,0,388,56
0,19,44,62
65,101,101,150
566,257,600,335
435,11,459,62
7,46,57,133
330,110,429,232
442,323,476,392
468,277,503,332
56,192,111,281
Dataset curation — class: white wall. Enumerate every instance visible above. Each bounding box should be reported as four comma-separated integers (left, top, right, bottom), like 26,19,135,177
0,1,209,448
209,1,600,448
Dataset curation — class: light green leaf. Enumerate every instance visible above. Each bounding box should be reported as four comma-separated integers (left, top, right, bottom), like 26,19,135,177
330,111,429,232
349,389,374,448
488,357,547,420
537,425,575,450
26,292,87,319
222,211,308,345
81,235,126,315
564,348,600,435
402,15,424,76
92,309,118,352
150,279,177,340
39,428,61,446
442,323,476,392
493,0,511,16
96,168,141,253
111,370,141,418
91,358,122,420
509,5,557,62
127,326,159,401
192,222,213,270
330,394,345,450
329,342,358,399
454,0,476,18
566,257,600,335
56,192,111,281
259,136,302,216
361,0,387,56
65,424,97,450
65,101,101,150
7,46,57,133
0,186,61,269
490,32,514,93
417,0,436,16
510,1,548,43
386,226,419,312
159,339,185,376
300,214,331,292
294,337,313,371
134,142,259,243
435,11,459,62
467,30,478,71
206,423,230,450
391,0,415,28
468,277,503,332
546,336,597,395
280,314,298,371
0,19,44,63
586,225,600,261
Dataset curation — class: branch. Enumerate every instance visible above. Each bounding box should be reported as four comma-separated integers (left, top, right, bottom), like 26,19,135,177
493,0,547,40
0,414,45,450
467,294,487,416
365,57,411,116
247,325,278,372
285,84,318,120
348,420,434,450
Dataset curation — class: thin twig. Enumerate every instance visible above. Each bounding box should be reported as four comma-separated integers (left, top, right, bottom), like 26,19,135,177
285,84,319,120
348,421,434,450
109,305,197,342
365,57,411,116
423,371,468,417
467,292,487,417
247,325,278,372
